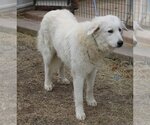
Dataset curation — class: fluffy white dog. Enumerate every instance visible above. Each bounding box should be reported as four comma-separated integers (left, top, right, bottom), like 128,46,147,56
38,9,127,120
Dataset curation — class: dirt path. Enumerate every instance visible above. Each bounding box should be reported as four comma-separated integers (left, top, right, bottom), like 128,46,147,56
17,32,133,125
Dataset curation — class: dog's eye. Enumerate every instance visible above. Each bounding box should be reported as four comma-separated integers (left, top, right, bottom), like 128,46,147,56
108,30,113,33
119,28,122,32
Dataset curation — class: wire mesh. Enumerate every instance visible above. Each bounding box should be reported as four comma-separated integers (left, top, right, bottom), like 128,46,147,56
75,0,150,28
75,0,133,27
134,0,150,28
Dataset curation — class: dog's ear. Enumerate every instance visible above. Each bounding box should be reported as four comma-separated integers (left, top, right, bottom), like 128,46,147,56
87,23,100,35
121,21,128,31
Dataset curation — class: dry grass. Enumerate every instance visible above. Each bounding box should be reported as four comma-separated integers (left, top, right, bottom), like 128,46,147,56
17,32,133,125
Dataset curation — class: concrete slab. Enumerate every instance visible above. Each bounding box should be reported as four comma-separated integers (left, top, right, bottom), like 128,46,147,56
134,46,150,58
114,45,133,57
21,10,47,21
134,30,150,60
17,18,40,35
0,10,16,34
137,30,150,47
0,18,16,34
17,18,40,31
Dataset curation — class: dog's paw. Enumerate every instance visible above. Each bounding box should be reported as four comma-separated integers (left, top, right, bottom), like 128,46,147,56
76,112,86,120
62,78,70,84
87,99,97,106
44,83,54,91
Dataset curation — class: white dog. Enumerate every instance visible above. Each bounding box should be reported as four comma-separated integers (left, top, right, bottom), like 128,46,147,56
38,9,127,120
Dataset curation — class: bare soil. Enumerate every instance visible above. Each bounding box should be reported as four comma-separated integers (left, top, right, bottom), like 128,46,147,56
0,32,16,125
17,32,133,125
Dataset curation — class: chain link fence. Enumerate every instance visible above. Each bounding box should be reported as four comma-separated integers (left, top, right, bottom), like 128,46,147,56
134,0,150,28
75,0,133,28
75,0,150,28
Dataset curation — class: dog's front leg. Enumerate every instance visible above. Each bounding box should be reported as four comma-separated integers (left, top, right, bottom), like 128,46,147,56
73,74,86,120
86,69,97,106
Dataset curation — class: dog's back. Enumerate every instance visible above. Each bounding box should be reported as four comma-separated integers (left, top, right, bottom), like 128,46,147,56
37,9,78,67
38,9,77,49
40,9,77,35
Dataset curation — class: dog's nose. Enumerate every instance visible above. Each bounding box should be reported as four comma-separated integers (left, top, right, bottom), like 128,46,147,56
117,40,123,47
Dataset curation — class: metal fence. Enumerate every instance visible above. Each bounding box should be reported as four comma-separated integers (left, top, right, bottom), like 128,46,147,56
134,0,150,28
75,0,133,28
75,0,150,28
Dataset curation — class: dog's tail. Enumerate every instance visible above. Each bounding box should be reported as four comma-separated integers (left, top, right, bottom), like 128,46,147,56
37,28,43,53
37,24,50,54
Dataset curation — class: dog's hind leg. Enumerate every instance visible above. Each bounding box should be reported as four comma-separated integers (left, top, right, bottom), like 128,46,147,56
58,63,70,84
42,48,55,91
86,68,97,106
38,28,56,91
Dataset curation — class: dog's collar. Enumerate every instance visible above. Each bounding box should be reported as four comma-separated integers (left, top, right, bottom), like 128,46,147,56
92,34,98,46
86,34,102,66
87,50,95,66
92,34,101,53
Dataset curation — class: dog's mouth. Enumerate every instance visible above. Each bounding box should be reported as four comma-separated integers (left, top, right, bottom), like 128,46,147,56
109,44,123,49
107,42,116,49
108,40,124,48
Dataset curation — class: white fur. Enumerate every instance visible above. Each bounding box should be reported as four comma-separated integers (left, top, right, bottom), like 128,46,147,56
38,9,125,120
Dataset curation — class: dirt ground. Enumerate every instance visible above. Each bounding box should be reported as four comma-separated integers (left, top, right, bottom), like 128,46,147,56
0,32,16,125
17,32,133,125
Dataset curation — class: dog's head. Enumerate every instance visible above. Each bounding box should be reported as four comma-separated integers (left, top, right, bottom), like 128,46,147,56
87,15,128,50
